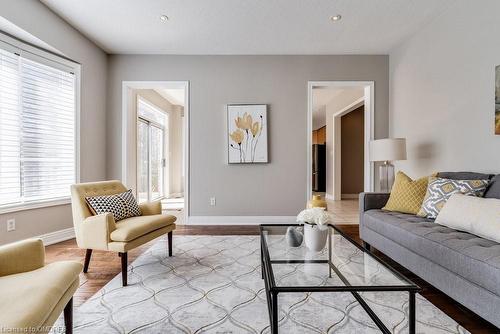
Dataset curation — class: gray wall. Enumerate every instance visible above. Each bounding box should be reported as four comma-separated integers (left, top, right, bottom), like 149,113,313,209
0,0,107,244
107,55,389,216
390,0,500,177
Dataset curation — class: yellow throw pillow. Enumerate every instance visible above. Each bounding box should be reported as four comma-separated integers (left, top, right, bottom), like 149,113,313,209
383,171,435,215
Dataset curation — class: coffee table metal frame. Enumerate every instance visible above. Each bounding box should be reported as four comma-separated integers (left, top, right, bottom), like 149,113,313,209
260,223,420,334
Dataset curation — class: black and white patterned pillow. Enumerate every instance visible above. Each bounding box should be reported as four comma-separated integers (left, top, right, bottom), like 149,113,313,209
86,189,142,221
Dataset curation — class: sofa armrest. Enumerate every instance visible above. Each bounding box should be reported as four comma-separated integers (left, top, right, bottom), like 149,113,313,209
139,201,162,216
359,192,390,212
0,239,45,277
78,213,116,251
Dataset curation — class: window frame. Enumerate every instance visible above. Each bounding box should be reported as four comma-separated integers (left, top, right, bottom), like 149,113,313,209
0,32,81,214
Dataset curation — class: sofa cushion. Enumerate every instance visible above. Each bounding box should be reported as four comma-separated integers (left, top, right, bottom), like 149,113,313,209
417,177,490,218
436,194,500,243
110,214,176,242
484,174,500,199
0,261,82,328
363,210,500,296
437,171,494,180
382,171,434,215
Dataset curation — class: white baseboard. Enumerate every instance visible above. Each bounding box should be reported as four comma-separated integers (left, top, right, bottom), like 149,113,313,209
341,194,359,199
325,193,335,201
187,216,296,225
37,227,75,246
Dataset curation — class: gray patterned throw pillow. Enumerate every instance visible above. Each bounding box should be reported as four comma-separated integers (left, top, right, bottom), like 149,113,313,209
86,189,142,221
417,177,490,219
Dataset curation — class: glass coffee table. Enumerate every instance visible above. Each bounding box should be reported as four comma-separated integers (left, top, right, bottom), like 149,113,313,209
260,224,420,334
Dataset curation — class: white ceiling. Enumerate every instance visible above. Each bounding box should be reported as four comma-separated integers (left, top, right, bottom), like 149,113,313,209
154,88,185,106
40,0,454,54
312,87,364,129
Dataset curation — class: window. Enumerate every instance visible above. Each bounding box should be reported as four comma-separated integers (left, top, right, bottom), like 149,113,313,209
0,39,78,210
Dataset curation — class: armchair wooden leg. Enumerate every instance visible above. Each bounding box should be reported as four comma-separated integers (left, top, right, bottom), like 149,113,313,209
119,252,128,286
168,231,173,257
83,249,92,273
64,297,73,334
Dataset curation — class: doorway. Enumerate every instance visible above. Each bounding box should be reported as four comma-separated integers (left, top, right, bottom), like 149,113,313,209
137,97,167,203
122,81,189,223
307,81,374,202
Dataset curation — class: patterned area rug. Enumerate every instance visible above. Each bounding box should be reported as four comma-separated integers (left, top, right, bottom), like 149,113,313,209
64,236,469,333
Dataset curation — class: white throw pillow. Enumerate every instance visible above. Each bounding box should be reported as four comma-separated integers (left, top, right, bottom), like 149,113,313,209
435,193,500,243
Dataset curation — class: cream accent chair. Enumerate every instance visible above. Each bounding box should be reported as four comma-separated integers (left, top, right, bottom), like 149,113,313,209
0,239,81,334
70,180,176,286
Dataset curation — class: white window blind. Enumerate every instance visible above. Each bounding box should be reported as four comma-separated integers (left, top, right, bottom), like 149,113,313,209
0,46,76,208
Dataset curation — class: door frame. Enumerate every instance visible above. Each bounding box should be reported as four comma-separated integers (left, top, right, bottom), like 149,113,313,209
122,80,190,220
307,81,375,201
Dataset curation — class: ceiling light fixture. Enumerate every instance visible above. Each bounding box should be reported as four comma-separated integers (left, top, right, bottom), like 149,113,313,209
330,14,342,22
160,15,169,22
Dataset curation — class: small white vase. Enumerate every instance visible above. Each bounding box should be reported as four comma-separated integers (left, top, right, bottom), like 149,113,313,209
304,223,328,252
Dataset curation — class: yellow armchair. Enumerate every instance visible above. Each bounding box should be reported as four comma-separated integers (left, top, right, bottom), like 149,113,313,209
0,239,81,334
0,237,45,276
70,180,176,286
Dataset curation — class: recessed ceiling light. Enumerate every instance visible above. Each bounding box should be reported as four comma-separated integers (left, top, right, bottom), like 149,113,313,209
330,15,342,22
160,15,169,22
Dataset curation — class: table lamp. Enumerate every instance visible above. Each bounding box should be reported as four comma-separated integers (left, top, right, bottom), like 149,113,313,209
369,138,407,192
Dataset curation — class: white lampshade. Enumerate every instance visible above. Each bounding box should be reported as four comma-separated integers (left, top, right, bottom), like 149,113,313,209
370,138,407,162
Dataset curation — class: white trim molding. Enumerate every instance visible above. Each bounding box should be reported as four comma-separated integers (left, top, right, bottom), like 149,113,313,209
37,227,75,246
188,216,296,225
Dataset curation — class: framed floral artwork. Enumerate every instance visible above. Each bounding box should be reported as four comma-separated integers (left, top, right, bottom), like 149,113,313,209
227,104,268,163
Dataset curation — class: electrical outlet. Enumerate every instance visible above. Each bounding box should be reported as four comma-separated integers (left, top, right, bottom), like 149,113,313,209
210,197,216,206
6,219,15,232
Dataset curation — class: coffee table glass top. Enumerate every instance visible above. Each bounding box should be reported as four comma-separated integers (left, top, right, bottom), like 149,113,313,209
261,224,418,290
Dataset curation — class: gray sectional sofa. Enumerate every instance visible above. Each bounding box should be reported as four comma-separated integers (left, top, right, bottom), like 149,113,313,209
359,172,500,328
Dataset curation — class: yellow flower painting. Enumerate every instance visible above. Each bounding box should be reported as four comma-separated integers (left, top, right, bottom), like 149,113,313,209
230,129,244,144
227,104,268,163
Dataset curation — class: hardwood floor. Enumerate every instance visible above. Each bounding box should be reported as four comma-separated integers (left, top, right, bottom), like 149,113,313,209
326,199,359,224
45,224,498,333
